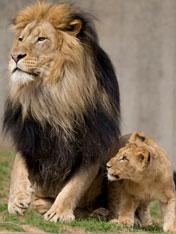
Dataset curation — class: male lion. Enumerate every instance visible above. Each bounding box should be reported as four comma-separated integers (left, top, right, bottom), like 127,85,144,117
107,132,176,232
3,1,120,222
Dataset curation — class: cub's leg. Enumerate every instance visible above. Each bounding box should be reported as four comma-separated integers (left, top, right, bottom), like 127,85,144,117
8,153,32,215
160,195,176,232
44,164,99,222
136,203,152,227
107,181,121,219
110,193,136,227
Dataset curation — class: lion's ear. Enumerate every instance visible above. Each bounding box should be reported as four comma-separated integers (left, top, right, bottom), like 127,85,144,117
66,19,82,36
59,19,82,36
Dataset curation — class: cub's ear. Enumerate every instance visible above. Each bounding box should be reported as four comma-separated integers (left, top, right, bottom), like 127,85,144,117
129,131,146,144
138,153,145,162
138,152,151,162
138,151,151,168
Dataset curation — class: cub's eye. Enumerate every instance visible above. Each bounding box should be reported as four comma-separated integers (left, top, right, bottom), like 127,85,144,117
120,155,128,161
37,37,47,42
18,37,23,42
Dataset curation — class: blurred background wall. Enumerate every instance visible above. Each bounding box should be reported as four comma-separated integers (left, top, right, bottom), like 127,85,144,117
0,0,176,167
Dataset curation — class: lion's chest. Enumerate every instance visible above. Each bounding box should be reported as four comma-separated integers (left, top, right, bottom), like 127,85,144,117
4,100,119,188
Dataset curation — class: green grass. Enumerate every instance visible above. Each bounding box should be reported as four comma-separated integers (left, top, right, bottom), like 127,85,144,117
0,152,170,234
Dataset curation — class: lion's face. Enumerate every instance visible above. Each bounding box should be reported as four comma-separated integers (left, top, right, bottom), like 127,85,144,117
107,143,151,182
10,21,60,84
9,2,83,86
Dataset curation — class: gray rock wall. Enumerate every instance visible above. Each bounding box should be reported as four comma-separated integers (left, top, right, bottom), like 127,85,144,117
0,0,176,167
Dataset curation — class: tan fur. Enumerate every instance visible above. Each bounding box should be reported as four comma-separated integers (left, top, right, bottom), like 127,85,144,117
31,172,103,218
107,132,176,232
43,164,100,222
7,2,109,220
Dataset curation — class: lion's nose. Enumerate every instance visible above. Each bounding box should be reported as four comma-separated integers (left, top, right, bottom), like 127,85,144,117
11,53,26,63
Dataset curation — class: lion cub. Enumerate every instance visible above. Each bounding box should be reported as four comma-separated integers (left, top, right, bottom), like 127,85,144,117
107,132,176,232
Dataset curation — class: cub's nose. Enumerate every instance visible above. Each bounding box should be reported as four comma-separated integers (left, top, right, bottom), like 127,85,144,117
106,163,112,169
11,53,26,63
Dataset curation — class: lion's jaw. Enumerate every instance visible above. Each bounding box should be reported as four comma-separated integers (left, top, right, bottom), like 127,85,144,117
9,21,60,86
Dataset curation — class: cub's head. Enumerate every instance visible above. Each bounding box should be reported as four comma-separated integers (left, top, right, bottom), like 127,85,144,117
107,143,152,182
9,1,91,85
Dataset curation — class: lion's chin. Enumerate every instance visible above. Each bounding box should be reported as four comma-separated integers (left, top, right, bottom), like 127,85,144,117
10,69,34,85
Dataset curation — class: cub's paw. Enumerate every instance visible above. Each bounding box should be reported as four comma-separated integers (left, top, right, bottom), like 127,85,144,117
134,216,142,227
163,225,176,233
44,206,75,222
8,193,31,215
110,218,119,224
141,219,153,227
110,218,134,227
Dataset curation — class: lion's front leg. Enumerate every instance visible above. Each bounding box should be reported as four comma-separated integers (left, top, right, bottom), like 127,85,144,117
8,153,32,215
44,164,99,222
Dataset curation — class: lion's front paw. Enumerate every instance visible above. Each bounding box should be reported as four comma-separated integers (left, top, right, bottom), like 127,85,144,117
110,217,134,227
8,193,31,215
44,206,75,222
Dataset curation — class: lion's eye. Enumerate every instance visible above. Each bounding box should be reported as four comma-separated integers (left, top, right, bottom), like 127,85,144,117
37,37,47,42
18,37,23,42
